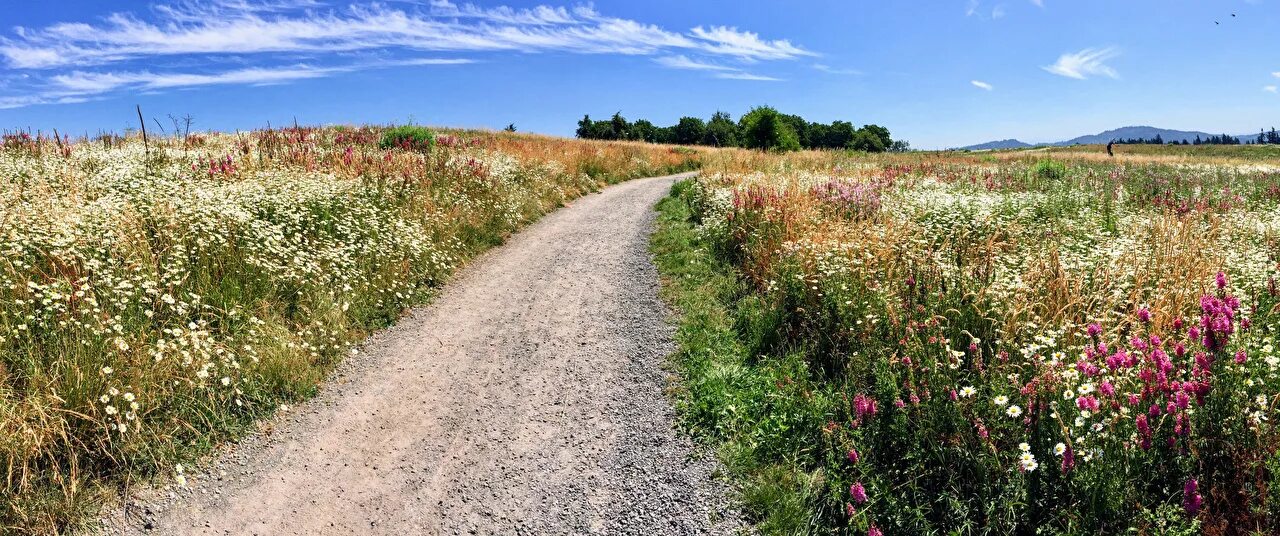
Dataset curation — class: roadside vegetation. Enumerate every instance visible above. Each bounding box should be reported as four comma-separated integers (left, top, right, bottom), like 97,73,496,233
0,126,699,533
655,145,1280,534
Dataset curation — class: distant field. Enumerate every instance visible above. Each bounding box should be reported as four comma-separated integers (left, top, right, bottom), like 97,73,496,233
656,145,1280,534
0,127,699,533
971,142,1280,163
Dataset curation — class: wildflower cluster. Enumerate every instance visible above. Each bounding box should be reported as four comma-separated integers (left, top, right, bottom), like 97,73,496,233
0,125,700,531
678,148,1280,534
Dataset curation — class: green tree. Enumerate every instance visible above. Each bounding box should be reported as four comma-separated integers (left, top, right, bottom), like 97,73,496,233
609,112,631,140
739,106,802,152
702,111,739,147
631,119,658,142
824,120,856,149
673,116,707,145
860,124,893,150
848,129,887,152
576,115,594,139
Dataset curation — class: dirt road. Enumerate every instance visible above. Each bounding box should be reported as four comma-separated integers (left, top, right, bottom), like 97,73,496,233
103,172,740,535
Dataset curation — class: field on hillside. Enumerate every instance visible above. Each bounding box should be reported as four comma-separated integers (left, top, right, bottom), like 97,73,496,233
657,145,1280,534
0,127,700,533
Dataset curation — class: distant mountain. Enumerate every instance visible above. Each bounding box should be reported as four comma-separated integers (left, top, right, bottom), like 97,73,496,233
959,139,1034,150
959,125,1258,150
1056,126,1216,145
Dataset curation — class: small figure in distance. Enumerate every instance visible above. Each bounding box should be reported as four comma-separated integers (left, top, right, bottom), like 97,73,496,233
1106,140,1114,157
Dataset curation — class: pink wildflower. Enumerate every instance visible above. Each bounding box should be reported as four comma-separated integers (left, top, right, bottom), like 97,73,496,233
850,482,868,504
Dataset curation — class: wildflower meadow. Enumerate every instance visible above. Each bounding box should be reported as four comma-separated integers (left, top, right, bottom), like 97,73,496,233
655,146,1280,535
0,126,699,532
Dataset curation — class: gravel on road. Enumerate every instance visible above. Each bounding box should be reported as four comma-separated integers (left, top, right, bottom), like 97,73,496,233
98,172,742,535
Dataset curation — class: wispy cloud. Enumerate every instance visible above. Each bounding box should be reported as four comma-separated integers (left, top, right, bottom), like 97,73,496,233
52,65,343,93
0,2,813,69
654,55,735,71
0,1,809,106
689,26,813,61
971,80,993,90
1043,47,1119,79
991,6,1006,19
1030,0,1044,7
655,55,786,81
1273,71,1280,78
813,64,862,75
714,72,781,81
966,0,980,16
13,58,472,108
1266,85,1278,94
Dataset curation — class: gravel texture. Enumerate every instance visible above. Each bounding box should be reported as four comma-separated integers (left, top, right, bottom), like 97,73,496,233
96,172,742,535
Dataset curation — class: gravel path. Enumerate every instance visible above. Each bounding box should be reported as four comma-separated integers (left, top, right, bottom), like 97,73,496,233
99,172,741,535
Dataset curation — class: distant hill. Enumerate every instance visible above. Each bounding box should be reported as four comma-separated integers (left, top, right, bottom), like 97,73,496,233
959,125,1260,150
1057,126,1216,145
959,139,1034,150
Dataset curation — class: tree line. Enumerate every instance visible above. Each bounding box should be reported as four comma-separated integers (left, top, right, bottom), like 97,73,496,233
575,106,908,152
1113,128,1280,146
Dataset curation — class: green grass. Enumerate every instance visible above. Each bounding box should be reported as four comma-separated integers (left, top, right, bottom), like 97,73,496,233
651,180,829,535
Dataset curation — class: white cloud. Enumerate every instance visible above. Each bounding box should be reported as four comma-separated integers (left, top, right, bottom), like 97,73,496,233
971,80,993,90
426,0,585,26
1266,85,1278,94
655,55,785,81
654,55,734,71
0,3,813,69
1273,71,1280,78
1043,47,1119,79
689,26,815,61
813,64,862,75
22,58,471,106
1030,0,1044,7
0,1,813,107
966,0,980,16
991,6,1006,18
714,72,781,81
51,65,342,93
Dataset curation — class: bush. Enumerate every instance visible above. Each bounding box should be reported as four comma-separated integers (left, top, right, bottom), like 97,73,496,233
1031,159,1067,180
379,125,435,151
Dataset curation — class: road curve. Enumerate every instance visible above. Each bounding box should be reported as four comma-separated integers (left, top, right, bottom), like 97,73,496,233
103,172,741,535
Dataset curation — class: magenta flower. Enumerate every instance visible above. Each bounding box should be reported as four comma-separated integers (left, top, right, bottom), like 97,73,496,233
868,526,884,536
1076,395,1100,412
1235,350,1248,364
1175,390,1190,410
1216,271,1227,290
1183,479,1202,514
1099,381,1115,397
850,482,868,504
1061,445,1075,473
1137,307,1152,323
847,448,860,464
1087,323,1102,338
853,394,878,421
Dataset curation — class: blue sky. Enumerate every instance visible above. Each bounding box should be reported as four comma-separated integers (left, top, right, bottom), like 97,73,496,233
0,0,1276,149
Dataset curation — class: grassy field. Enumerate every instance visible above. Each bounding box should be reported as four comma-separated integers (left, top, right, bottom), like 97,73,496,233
0,126,700,533
654,145,1280,534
